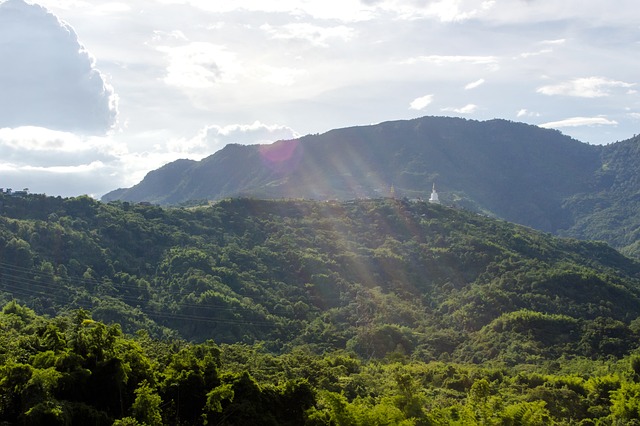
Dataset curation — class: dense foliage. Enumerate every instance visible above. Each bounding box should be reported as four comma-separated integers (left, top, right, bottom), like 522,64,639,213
2,193,640,365
4,304,640,425
561,134,640,257
3,193,640,423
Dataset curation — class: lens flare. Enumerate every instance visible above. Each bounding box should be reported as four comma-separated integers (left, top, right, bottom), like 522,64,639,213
258,139,302,174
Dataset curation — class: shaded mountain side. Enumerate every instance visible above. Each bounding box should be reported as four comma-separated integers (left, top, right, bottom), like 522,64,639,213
102,117,602,234
119,158,198,203
560,135,640,257
2,194,640,364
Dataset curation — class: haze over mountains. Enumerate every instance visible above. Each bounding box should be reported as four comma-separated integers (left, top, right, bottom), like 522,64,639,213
103,116,640,256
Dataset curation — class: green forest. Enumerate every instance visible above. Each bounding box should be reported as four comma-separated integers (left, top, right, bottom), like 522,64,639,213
2,193,640,424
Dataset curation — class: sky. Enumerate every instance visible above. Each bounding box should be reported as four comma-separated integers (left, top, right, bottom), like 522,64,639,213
0,0,639,198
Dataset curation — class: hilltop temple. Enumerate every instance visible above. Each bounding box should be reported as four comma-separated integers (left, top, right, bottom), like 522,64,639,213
429,183,440,204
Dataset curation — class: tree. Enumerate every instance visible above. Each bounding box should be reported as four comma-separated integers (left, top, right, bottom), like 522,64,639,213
610,381,640,424
131,381,163,426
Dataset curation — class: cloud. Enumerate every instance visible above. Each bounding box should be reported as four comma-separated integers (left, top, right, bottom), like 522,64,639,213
0,0,118,133
260,23,356,47
201,121,299,145
356,0,496,22
0,126,124,166
3,161,107,174
261,66,307,86
170,121,301,156
0,125,130,196
0,126,88,153
152,30,189,43
0,160,125,198
151,0,377,21
516,109,540,118
517,48,552,59
86,3,131,15
537,77,636,98
442,104,478,114
540,117,618,128
465,0,639,26
148,0,496,22
541,38,566,45
409,94,434,110
157,42,240,89
464,78,485,90
418,0,490,22
405,55,499,71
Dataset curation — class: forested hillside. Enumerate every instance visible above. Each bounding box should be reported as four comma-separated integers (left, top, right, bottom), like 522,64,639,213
561,134,640,257
4,193,640,423
3,193,640,361
3,194,640,423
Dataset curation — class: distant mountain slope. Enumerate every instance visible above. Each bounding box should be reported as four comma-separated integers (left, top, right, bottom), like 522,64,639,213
2,194,640,363
102,117,602,234
560,135,640,257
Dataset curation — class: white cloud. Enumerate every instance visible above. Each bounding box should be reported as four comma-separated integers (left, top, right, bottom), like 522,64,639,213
0,124,131,196
541,39,566,46
464,78,485,90
41,0,640,25
0,159,119,198
357,0,497,22
0,0,118,133
157,42,240,88
260,23,356,47
0,126,86,153
150,0,496,23
516,109,540,118
537,77,636,98
409,94,434,111
517,48,552,59
261,66,306,86
516,39,563,60
405,55,499,71
150,0,377,21
0,126,126,165
466,0,640,26
152,30,189,43
174,121,300,156
17,161,107,174
90,3,131,15
420,0,488,22
442,104,478,114
31,0,91,10
540,117,618,128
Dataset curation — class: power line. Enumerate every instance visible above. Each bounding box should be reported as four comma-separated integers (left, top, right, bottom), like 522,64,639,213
0,262,314,328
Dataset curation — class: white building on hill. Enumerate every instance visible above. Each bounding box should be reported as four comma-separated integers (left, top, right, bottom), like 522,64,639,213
429,183,440,204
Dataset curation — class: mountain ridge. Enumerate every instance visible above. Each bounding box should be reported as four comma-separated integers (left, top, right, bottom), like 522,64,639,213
104,116,640,253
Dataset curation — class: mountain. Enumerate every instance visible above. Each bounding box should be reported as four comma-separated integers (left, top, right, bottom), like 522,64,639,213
103,117,601,230
560,135,640,257
2,194,640,365
102,116,640,252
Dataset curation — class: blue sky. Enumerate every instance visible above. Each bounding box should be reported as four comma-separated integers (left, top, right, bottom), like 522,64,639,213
0,0,639,197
